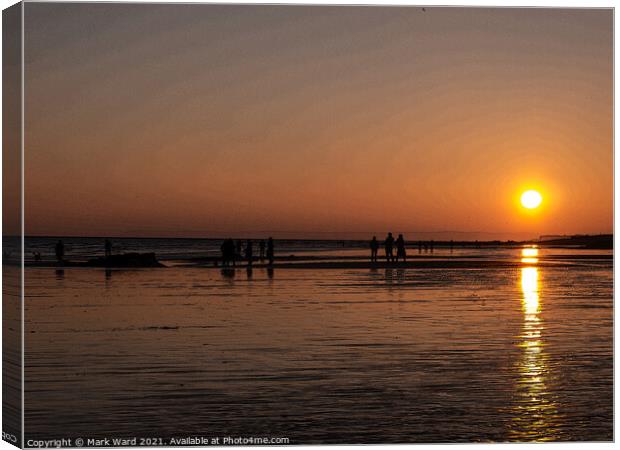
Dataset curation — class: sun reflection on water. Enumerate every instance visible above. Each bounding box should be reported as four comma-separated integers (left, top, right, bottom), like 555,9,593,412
509,262,561,441
521,247,539,264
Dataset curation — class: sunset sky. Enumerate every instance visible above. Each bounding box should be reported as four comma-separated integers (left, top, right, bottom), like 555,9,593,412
23,4,612,240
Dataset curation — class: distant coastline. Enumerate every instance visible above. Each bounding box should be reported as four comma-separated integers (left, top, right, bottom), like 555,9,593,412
13,233,614,249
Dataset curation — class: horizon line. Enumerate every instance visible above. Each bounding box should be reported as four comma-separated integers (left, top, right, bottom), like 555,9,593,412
9,231,614,242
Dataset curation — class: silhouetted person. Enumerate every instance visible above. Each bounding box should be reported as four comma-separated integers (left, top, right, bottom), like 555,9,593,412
236,240,242,258
370,236,379,262
55,240,65,263
385,233,395,262
267,237,274,265
395,234,406,262
230,239,237,266
33,252,41,262
259,240,266,261
220,240,227,266
105,239,112,258
221,238,236,267
244,239,253,266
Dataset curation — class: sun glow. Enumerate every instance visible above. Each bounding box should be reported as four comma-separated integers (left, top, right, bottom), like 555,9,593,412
521,190,543,209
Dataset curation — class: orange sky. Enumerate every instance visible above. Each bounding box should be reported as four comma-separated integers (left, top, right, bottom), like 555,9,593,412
22,5,612,240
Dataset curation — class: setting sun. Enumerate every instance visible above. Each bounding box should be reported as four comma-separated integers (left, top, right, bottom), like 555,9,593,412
521,190,543,209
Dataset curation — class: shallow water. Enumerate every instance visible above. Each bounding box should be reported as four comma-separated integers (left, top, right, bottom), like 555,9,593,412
23,236,612,266
24,255,612,443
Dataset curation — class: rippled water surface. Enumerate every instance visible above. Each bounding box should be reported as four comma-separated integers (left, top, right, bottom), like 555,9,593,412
24,256,612,443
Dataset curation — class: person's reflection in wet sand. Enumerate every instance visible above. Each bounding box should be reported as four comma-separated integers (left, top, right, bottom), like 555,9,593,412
246,266,253,279
104,268,113,289
55,269,65,281
396,268,405,284
221,268,235,282
385,268,394,286
267,267,274,280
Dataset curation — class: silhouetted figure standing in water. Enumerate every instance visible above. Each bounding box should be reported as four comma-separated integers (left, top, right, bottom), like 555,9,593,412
245,239,253,266
395,234,406,262
236,240,242,258
259,240,266,261
385,232,395,262
104,239,112,258
221,238,236,267
55,240,65,263
220,240,227,266
370,236,379,262
266,237,274,265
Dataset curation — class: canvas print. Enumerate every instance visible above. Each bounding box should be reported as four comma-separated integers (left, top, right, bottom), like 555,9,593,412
2,2,613,446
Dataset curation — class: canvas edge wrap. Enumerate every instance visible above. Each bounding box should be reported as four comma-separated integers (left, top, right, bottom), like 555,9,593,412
3,2,24,448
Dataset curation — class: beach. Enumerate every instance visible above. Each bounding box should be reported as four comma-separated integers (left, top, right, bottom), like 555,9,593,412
9,3,613,446
22,242,613,443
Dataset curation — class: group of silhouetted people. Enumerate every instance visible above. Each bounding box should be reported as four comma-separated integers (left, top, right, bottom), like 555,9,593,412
51,237,276,268
47,235,452,270
369,235,453,262
370,233,408,263
221,237,274,267
53,239,113,264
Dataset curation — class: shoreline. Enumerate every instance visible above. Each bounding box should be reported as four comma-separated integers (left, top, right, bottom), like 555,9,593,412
22,254,612,270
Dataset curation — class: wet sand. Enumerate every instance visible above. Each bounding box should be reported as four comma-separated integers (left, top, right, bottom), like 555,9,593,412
24,252,612,270
23,251,613,443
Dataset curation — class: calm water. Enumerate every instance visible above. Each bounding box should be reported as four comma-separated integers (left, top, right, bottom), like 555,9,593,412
24,249,612,443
